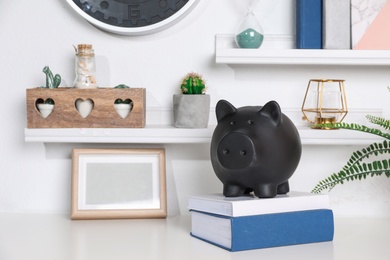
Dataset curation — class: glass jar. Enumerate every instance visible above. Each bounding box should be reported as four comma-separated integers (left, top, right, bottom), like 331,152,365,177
73,44,97,88
235,8,264,49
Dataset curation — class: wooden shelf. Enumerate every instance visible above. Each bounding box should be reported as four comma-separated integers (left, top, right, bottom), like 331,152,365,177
215,35,390,66
24,125,383,145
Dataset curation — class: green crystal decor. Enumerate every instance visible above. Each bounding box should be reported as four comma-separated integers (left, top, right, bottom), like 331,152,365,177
42,66,61,89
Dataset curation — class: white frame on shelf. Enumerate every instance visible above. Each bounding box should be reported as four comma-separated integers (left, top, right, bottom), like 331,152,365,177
71,148,167,220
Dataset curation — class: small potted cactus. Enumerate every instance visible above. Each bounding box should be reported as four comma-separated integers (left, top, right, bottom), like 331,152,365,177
173,72,210,128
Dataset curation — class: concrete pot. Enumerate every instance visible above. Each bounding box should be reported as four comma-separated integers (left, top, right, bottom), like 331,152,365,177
173,94,210,128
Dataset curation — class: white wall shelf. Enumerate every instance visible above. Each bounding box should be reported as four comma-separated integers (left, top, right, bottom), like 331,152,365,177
24,125,215,144
215,34,390,65
24,125,383,146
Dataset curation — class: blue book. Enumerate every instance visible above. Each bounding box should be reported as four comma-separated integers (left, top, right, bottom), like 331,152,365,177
190,209,334,252
296,0,323,49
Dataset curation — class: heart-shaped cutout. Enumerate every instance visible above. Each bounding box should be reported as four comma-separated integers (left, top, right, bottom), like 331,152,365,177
114,98,132,104
75,98,94,118
114,98,133,119
35,98,55,118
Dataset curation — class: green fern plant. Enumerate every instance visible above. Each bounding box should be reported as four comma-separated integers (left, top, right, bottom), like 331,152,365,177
311,115,390,193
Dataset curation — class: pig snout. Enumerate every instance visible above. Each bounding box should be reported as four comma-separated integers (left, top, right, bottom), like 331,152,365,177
217,133,255,170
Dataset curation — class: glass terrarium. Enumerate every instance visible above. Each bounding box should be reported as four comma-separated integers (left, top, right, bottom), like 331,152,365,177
302,79,348,129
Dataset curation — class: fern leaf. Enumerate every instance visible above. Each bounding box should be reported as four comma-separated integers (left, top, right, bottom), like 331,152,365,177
366,115,390,130
312,112,390,193
318,122,390,140
340,141,390,174
311,160,390,193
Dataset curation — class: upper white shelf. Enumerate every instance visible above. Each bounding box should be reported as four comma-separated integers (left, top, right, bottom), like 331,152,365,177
24,125,383,146
215,34,390,66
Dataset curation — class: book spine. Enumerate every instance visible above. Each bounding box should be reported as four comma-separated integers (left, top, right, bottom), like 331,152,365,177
190,209,334,252
231,209,334,251
322,0,351,49
296,0,323,49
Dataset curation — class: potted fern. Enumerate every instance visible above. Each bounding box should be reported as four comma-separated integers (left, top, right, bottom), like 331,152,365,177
173,72,210,128
312,114,390,193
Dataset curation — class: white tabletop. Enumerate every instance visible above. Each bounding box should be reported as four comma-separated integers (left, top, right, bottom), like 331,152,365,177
0,213,388,260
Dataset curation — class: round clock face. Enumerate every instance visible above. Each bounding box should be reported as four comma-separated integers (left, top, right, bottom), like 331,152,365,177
66,0,199,35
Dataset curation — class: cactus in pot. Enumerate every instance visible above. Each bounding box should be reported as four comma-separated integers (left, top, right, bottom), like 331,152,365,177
180,72,206,94
173,72,210,128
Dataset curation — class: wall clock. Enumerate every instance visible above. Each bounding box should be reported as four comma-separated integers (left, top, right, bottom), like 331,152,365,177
66,0,199,35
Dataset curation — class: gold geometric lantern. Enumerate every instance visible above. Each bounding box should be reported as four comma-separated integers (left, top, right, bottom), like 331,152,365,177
302,79,348,129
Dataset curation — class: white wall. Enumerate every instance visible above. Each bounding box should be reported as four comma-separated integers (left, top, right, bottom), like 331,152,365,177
1,0,389,217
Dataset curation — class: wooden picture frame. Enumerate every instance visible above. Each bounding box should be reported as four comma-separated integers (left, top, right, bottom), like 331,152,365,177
71,148,167,220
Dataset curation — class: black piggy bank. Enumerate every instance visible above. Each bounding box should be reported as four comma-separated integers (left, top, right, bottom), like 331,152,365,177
210,100,302,198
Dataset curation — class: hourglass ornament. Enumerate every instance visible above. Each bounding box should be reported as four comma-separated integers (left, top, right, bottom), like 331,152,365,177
235,7,264,48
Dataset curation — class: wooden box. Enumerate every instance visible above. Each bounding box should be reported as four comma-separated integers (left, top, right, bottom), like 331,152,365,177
26,88,146,128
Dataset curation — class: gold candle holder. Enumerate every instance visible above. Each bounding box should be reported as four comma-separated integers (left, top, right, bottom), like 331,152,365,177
302,79,348,130
312,116,337,129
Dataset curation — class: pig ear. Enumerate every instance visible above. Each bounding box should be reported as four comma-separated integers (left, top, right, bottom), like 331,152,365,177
258,101,282,125
216,100,237,122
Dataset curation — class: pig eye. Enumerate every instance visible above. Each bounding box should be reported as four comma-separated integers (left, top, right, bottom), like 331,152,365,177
230,121,235,125
240,150,247,156
223,149,230,154
247,120,254,125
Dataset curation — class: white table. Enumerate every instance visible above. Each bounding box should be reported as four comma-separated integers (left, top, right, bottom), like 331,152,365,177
0,213,388,260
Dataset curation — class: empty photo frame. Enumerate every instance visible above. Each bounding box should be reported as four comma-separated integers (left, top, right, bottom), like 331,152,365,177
71,148,167,220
